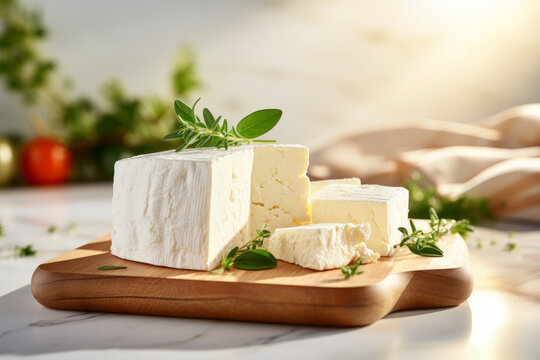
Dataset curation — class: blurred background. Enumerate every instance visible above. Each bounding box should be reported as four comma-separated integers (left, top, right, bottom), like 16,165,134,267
1,2,539,354
1,0,540,221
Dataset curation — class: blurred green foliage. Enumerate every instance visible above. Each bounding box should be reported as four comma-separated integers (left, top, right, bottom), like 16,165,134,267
404,171,495,224
0,0,55,103
0,0,200,181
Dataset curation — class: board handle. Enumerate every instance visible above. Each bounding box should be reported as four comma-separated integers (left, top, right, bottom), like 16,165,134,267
391,266,474,312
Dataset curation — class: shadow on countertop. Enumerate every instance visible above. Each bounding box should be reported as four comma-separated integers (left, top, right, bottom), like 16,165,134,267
0,285,472,356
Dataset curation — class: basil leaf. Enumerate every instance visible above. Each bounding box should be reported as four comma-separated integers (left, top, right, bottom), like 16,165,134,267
98,266,127,270
233,249,277,270
236,109,282,139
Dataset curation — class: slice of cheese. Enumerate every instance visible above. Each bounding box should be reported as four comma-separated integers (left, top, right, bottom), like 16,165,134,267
249,144,310,234
111,144,310,271
311,184,409,256
111,148,253,270
310,177,361,195
267,223,379,270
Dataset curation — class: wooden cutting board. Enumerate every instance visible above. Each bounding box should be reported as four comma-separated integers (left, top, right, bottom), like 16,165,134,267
31,231,473,327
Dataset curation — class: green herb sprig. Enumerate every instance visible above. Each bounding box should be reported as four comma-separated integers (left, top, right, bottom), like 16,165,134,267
0,223,4,237
163,99,282,151
15,245,37,257
211,225,276,274
404,171,494,224
341,257,364,279
395,208,473,257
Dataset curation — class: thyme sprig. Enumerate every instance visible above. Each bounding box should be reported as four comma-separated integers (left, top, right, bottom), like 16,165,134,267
341,257,364,279
211,225,276,274
395,208,473,257
163,98,282,151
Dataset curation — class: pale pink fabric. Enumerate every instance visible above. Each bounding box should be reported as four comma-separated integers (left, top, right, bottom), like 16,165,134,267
308,104,540,222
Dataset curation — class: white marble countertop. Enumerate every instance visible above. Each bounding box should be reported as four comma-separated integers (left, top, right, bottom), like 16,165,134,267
0,185,539,359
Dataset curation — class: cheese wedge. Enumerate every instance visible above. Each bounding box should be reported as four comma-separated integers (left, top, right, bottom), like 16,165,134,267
311,184,409,256
111,144,310,270
267,223,379,270
310,177,361,195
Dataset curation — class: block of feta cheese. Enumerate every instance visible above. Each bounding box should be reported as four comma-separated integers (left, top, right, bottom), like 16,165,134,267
111,144,310,271
267,223,379,270
311,184,409,256
310,177,361,196
249,144,310,235
111,148,254,271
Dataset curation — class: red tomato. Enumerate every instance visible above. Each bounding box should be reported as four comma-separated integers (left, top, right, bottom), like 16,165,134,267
21,138,73,186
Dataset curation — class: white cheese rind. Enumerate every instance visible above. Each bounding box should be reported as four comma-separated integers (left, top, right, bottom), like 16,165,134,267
310,178,361,195
111,148,253,270
267,223,379,270
249,144,310,235
311,184,409,256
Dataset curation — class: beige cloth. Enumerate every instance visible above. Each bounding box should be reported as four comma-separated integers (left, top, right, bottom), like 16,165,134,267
308,104,540,222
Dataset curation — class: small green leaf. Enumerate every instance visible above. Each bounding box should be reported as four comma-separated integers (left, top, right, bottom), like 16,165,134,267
506,242,517,251
341,266,353,279
190,98,201,124
47,225,57,234
450,220,473,239
236,109,282,139
161,130,182,141
340,257,364,279
398,227,409,235
233,249,277,270
98,266,127,270
202,108,215,128
220,255,235,271
227,246,239,259
210,267,225,275
409,219,416,233
174,99,193,122
221,119,228,133
400,235,411,247
407,243,443,257
175,141,190,152
259,230,271,237
429,207,439,221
